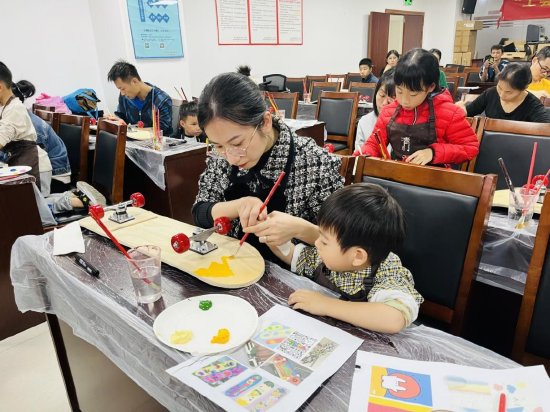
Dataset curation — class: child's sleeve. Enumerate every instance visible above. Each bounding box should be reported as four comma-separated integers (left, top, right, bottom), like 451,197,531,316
367,253,424,327
358,115,387,157
292,244,322,279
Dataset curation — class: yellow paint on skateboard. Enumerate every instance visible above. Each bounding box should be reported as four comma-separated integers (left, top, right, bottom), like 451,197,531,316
194,256,235,277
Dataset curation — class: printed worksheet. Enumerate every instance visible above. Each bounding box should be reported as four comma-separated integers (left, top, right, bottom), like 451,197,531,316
349,351,550,412
167,304,362,411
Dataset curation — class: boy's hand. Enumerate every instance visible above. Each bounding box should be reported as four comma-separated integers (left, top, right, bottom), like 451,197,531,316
288,289,332,316
405,148,433,165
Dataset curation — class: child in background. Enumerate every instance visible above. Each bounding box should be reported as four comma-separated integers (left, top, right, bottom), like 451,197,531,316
268,183,423,334
355,70,395,151
171,100,207,143
429,48,448,89
357,48,479,166
359,58,379,84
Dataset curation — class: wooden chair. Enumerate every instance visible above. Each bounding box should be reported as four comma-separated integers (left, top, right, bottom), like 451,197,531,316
445,75,460,101
467,118,550,190
348,82,377,104
310,81,341,102
305,75,328,95
445,64,465,73
286,77,306,100
353,157,496,335
512,196,550,373
93,119,127,204
32,103,55,113
57,113,91,185
465,70,482,86
316,91,359,155
345,72,363,89
34,109,60,131
443,66,459,74
326,74,347,89
264,92,299,119
336,155,356,186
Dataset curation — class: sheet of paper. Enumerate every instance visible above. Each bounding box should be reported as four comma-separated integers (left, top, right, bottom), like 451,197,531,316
53,221,85,255
167,304,362,411
349,351,550,412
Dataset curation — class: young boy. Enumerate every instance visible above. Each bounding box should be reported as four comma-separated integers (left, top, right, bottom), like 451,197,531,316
268,183,423,334
359,58,379,83
171,101,207,143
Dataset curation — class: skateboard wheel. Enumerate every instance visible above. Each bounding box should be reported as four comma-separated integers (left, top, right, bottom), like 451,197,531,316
89,204,104,219
90,118,97,125
130,192,145,208
171,233,190,253
214,216,231,235
324,143,334,153
137,121,144,128
532,175,549,188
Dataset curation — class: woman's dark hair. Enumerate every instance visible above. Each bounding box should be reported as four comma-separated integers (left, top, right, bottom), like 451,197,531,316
0,62,35,102
497,62,532,90
374,69,396,117
429,48,442,62
198,72,265,129
178,100,198,120
318,183,406,266
386,50,400,61
394,48,440,92
236,65,251,77
536,46,550,60
107,60,141,82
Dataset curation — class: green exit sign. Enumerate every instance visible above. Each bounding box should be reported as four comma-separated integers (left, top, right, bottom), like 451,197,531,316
404,0,412,5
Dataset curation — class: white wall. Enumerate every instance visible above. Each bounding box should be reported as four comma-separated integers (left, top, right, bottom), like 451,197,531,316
2,0,103,108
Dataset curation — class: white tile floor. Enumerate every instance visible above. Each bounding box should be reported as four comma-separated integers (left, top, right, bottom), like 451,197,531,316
0,323,71,411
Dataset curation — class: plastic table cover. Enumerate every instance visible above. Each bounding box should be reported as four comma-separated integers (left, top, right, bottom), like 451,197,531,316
11,231,519,412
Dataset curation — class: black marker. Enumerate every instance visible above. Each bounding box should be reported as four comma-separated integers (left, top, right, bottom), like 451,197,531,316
74,254,100,277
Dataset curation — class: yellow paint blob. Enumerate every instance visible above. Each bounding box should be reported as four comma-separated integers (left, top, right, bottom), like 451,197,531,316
211,328,230,344
194,256,235,277
170,329,193,345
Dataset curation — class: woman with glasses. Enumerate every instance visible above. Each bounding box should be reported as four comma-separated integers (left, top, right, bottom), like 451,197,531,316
457,63,550,123
527,46,550,100
192,72,343,264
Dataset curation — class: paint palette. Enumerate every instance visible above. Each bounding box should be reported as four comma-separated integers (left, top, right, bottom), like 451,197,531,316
153,294,259,355
0,165,32,179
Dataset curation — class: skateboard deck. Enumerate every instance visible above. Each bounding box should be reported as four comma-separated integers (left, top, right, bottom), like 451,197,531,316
80,208,265,288
492,189,542,215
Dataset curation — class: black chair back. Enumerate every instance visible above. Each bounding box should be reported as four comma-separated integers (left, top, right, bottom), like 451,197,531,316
348,82,376,103
311,82,340,102
93,120,126,204
345,73,363,88
57,114,90,185
318,99,353,136
286,77,305,100
260,74,287,92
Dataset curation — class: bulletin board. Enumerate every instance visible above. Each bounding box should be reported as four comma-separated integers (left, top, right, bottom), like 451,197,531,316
127,0,184,58
215,0,303,46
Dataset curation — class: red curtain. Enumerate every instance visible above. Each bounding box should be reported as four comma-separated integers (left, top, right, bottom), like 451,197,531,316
500,0,550,21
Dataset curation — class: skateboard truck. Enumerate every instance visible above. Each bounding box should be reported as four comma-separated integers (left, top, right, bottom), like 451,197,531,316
88,193,145,224
171,217,231,255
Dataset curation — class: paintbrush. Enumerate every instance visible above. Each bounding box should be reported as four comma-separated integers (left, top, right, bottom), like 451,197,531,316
234,171,286,256
174,86,184,100
372,129,390,160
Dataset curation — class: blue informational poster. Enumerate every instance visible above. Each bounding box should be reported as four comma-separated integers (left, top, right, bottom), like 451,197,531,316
126,0,184,59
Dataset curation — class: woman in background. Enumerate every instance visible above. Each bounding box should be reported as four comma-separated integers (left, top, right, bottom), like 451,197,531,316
380,50,400,76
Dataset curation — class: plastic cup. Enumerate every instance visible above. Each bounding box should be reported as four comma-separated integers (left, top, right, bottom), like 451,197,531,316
508,187,538,229
303,93,311,103
126,245,162,303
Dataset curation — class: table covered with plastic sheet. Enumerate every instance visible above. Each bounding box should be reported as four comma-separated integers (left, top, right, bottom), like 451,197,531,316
10,231,519,412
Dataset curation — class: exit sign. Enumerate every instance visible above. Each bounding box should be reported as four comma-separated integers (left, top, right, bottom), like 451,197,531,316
404,0,412,5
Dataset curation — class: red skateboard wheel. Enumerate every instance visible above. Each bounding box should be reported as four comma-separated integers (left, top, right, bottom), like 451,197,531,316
532,175,549,188
171,233,190,253
324,143,334,153
214,216,231,235
130,192,145,208
137,121,144,128
89,204,104,219
90,118,97,125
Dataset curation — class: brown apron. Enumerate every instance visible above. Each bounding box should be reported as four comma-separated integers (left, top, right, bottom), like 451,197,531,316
0,96,40,189
387,97,436,162
312,262,377,302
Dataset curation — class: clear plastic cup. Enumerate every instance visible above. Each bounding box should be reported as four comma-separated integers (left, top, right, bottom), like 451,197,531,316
508,187,538,229
126,245,162,303
303,93,311,103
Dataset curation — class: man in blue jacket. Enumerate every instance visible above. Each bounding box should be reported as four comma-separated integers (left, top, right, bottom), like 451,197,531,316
107,60,173,135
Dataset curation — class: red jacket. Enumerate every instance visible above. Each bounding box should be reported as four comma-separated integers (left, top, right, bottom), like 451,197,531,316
354,89,479,164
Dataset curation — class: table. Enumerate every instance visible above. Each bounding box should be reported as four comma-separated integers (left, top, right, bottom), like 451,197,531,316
11,231,519,412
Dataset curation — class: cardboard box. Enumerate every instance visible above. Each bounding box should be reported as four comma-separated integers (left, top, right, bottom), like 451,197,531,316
460,31,477,47
453,52,463,65
502,52,527,59
462,52,472,66
456,20,483,31
454,45,462,53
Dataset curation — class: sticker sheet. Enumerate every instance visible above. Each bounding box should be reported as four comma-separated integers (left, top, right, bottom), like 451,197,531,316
167,304,362,411
349,351,550,412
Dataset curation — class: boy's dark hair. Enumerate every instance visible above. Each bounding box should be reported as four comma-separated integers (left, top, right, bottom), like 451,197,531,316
429,48,442,61
394,48,440,92
497,62,532,90
536,46,550,60
178,100,198,120
236,65,251,77
491,44,504,52
359,58,373,68
107,60,141,82
198,72,265,129
0,62,35,103
318,183,406,266
374,69,396,117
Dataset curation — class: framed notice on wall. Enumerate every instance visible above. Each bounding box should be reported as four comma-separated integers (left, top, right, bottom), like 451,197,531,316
127,0,184,59
215,0,303,45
